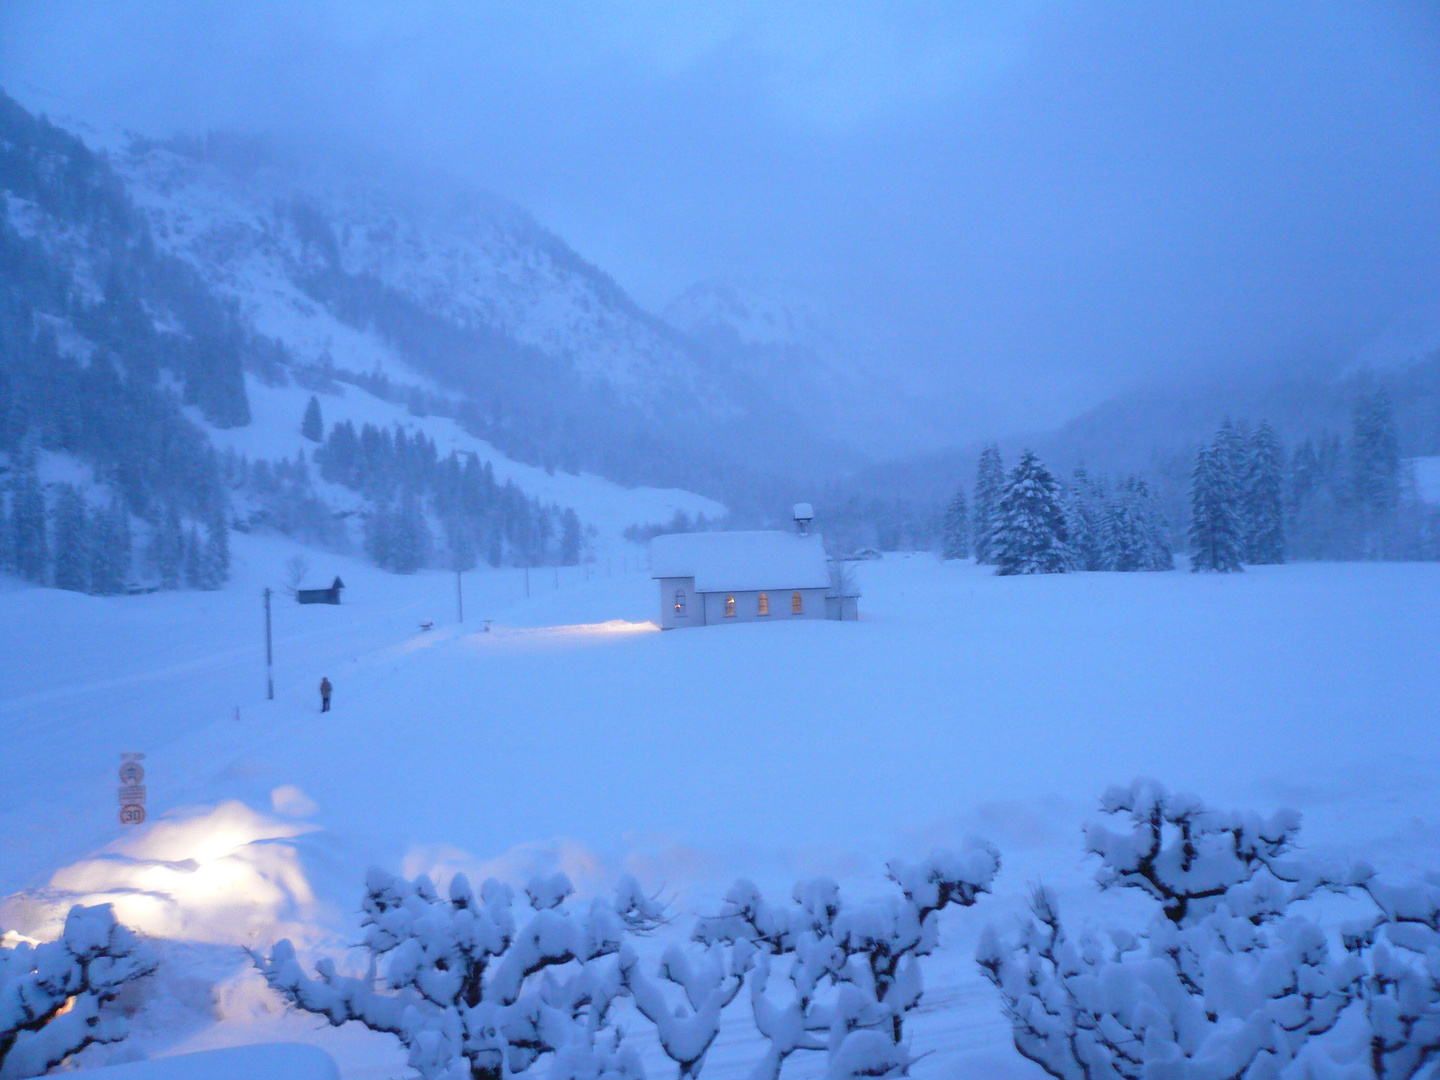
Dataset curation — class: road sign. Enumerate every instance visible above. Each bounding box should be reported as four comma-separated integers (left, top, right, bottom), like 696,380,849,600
119,761,144,785
117,784,146,804
119,805,146,825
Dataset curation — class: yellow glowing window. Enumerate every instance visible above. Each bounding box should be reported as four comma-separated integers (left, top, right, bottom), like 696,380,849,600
674,589,686,616
758,592,770,616
724,595,736,617
792,591,803,614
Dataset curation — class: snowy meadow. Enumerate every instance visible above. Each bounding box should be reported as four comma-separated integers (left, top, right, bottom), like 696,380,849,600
2,542,1437,1077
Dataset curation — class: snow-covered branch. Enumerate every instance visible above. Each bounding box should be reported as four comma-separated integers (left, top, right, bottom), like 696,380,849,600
0,903,158,1079
691,841,1000,1080
258,869,664,1080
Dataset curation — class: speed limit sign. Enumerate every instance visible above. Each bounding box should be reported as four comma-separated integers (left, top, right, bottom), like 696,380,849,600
119,804,146,825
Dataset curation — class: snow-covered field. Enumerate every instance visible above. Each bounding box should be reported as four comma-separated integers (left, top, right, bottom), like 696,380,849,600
2,546,1437,1077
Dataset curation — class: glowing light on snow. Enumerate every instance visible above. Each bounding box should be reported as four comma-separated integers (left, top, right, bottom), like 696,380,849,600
16,801,322,947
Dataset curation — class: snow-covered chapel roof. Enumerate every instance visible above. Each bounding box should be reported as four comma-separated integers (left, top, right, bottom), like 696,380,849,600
650,531,830,593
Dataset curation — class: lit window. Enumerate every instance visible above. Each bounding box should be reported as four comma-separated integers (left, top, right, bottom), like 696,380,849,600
792,591,803,614
674,589,686,616
758,592,770,616
724,595,736,617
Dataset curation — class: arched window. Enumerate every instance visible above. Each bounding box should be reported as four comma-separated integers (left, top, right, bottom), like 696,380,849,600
674,589,686,616
724,595,736,617
758,592,770,616
792,591,804,614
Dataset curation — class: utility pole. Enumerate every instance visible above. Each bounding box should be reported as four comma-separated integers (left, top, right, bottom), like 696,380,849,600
263,587,274,701
456,569,464,623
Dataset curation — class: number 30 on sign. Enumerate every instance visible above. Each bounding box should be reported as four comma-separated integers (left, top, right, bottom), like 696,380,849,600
119,804,146,825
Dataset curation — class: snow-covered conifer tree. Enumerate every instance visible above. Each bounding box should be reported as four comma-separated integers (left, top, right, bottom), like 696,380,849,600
0,904,158,1077
993,451,1068,575
11,466,47,584
50,485,90,593
199,507,229,589
1243,421,1285,564
183,524,204,589
1129,478,1175,570
972,444,1005,564
1352,389,1401,557
89,499,131,596
941,485,970,560
301,395,324,443
1064,469,1104,571
389,490,430,573
1188,442,1243,572
559,508,583,566
152,502,183,589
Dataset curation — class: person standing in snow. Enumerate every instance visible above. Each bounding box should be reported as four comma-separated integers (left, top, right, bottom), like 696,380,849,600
319,677,332,713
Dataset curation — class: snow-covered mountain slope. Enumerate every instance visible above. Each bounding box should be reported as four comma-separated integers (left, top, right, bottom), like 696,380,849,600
2,551,1438,1076
103,137,731,414
215,373,724,548
664,280,943,455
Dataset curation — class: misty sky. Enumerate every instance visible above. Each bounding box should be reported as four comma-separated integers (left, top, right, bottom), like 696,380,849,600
4,1,1439,436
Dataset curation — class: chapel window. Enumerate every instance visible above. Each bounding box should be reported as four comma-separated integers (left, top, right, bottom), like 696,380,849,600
792,591,804,614
758,592,770,616
724,595,736,617
674,589,686,616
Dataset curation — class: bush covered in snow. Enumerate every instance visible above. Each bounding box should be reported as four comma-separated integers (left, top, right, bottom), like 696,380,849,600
0,903,158,1079
260,841,1001,1080
258,869,664,1080
979,779,1440,1080
693,843,1000,1080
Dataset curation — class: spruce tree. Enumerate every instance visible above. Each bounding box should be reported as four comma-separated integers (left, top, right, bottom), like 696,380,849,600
90,498,131,595
184,524,204,588
1065,468,1105,571
366,501,393,570
301,395,324,442
994,450,1069,575
1101,490,1141,572
559,508,583,566
154,502,183,589
1130,478,1175,571
0,492,13,574
51,484,90,592
1352,389,1401,557
1188,443,1244,572
973,443,1005,564
1214,419,1248,548
11,467,48,583
1243,421,1285,564
451,520,478,574
389,490,430,574
941,485,970,560
199,507,229,589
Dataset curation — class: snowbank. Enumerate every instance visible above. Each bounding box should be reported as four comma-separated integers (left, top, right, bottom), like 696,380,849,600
72,1042,339,1079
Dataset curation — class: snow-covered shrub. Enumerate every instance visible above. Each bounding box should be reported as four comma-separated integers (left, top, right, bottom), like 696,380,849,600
978,781,1364,1080
257,869,664,1080
692,842,1001,1080
0,903,159,1079
1344,877,1440,1079
621,940,743,1080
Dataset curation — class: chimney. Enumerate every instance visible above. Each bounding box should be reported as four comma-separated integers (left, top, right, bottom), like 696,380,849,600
793,502,814,536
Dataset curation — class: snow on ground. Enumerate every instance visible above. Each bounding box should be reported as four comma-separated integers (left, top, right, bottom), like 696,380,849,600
202,373,726,548
2,548,1438,1077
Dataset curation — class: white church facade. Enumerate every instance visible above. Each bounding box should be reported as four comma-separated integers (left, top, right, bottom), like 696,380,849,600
650,505,858,629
